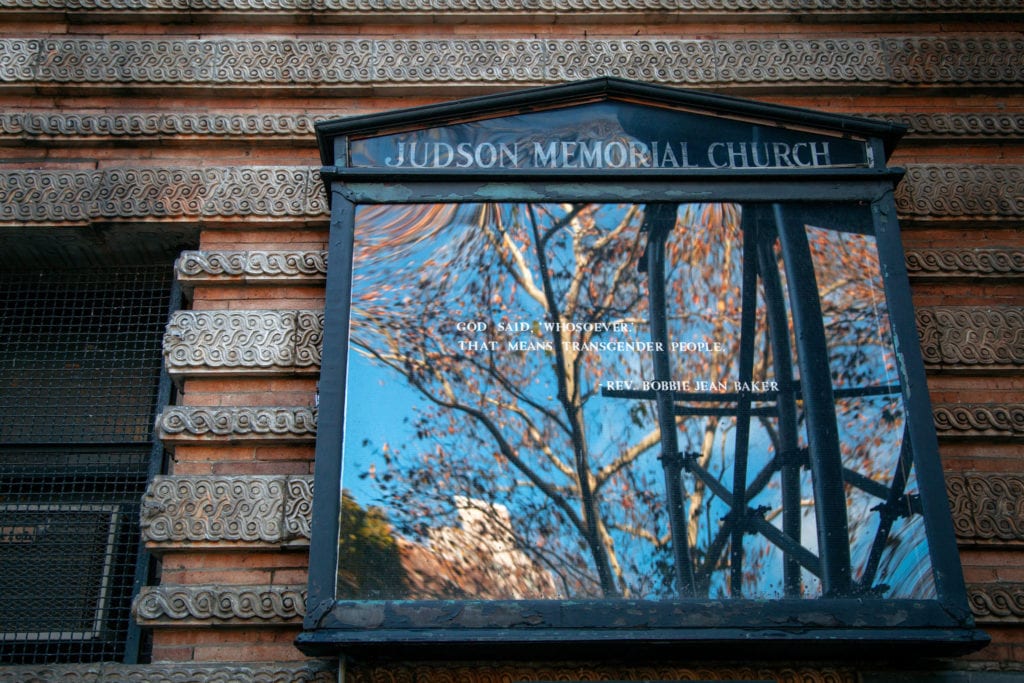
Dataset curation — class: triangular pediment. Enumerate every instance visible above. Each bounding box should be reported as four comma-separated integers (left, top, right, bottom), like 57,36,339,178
317,78,904,171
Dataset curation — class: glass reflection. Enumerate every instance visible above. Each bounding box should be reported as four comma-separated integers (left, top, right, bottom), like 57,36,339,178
338,201,934,601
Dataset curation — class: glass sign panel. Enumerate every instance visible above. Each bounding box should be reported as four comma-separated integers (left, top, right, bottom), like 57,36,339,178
337,200,933,602
349,102,871,171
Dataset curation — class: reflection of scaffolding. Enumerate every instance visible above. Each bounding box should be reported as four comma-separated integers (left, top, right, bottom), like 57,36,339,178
603,203,919,599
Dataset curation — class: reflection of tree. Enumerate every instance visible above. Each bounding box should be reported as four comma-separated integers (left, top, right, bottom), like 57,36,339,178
337,494,404,599
350,202,662,598
805,226,931,597
344,201,925,600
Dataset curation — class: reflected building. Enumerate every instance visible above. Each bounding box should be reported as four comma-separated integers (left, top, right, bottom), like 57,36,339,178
416,497,560,600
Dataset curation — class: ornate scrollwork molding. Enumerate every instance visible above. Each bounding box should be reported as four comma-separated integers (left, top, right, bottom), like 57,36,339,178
156,406,317,445
967,583,1024,623
285,476,313,539
906,247,1024,280
132,584,306,625
345,662,855,683
175,250,327,289
0,167,325,225
294,310,324,368
163,310,323,376
140,475,313,548
898,165,1024,219
0,661,336,683
883,36,1024,83
1,37,1021,89
0,112,321,140
3,165,1021,226
947,473,1024,545
0,0,1021,13
933,404,1024,439
883,113,1024,139
917,306,1024,369
4,111,1021,143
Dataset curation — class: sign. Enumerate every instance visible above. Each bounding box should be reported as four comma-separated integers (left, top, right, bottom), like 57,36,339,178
381,139,837,170
348,100,870,171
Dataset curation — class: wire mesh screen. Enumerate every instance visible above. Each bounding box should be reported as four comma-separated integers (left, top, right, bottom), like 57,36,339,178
0,266,173,663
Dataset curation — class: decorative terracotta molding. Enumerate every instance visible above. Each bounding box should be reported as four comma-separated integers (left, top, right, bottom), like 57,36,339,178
0,0,1021,14
4,112,1022,142
156,406,317,445
140,475,313,549
0,112,321,140
882,36,1024,83
163,310,323,376
898,165,1024,219
884,112,1024,139
294,311,323,367
0,662,335,683
933,404,1024,439
2,165,1023,226
906,247,1024,280
917,306,1024,369
132,584,306,625
344,662,856,683
175,250,328,289
967,583,1024,623
286,476,314,539
1,37,1021,89
0,167,326,225
947,473,1024,546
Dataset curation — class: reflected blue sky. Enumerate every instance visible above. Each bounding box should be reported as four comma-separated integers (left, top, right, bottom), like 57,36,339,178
336,200,934,602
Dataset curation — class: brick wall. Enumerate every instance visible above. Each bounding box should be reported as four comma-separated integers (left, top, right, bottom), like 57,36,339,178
0,3,1022,681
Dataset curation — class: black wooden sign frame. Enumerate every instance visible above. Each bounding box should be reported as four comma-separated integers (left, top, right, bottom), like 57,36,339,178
298,78,986,659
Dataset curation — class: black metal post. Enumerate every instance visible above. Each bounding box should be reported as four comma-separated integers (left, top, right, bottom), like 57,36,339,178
643,203,698,598
773,204,852,597
729,210,760,596
754,214,804,597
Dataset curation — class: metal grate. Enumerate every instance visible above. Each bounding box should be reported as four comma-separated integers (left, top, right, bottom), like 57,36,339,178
0,266,174,664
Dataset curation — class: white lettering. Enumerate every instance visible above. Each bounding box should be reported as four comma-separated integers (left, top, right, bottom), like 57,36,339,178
407,142,429,168
812,141,831,166
708,142,729,169
641,380,682,392
456,142,474,168
604,141,628,168
750,143,771,168
792,142,812,167
629,140,651,168
533,141,558,167
726,142,749,168
579,141,602,167
433,142,455,168
507,339,553,351
732,381,781,392
772,142,794,167
659,141,677,168
474,142,497,168
386,138,839,169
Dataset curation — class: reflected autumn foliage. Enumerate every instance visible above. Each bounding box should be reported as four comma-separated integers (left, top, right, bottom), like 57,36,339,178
338,201,934,601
